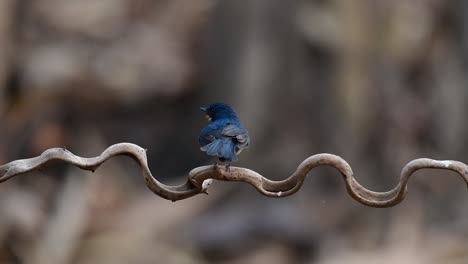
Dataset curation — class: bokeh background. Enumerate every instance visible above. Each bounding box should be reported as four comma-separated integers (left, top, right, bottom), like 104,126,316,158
0,0,468,263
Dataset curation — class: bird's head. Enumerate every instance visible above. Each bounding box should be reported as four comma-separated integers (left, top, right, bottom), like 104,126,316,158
200,103,238,121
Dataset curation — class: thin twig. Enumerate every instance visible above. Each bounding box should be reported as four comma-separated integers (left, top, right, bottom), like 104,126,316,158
0,143,467,207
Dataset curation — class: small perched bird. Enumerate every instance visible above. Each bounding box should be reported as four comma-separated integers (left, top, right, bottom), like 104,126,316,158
198,103,250,165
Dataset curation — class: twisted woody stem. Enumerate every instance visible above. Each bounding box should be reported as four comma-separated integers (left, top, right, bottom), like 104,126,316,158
0,143,467,207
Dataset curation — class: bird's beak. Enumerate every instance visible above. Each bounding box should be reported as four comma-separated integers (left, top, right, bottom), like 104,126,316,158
200,106,212,121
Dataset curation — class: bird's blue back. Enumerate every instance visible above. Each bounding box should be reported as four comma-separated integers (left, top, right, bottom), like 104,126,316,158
199,118,240,146
198,103,249,162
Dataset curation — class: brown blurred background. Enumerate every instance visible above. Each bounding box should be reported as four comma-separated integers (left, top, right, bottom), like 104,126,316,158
0,0,468,263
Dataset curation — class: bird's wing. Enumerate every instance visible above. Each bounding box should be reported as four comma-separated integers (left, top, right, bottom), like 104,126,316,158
198,122,223,146
222,124,250,146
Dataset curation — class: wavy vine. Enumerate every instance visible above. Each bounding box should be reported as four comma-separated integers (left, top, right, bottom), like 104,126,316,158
0,143,467,207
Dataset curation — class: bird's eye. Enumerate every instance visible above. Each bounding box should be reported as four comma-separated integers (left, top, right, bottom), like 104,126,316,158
205,115,212,121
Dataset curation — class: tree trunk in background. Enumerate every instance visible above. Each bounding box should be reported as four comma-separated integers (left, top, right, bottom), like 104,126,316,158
0,0,14,114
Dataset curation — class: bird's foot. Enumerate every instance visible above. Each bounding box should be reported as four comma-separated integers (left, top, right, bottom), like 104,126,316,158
213,162,222,173
213,161,231,172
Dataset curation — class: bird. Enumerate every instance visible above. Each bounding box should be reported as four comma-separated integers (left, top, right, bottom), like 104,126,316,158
198,103,250,167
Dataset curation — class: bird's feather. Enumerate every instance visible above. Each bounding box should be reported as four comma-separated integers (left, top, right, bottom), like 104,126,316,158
198,103,250,162
222,124,249,147
200,138,238,161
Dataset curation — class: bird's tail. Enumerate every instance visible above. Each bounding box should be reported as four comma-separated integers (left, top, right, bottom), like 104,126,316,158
200,139,238,161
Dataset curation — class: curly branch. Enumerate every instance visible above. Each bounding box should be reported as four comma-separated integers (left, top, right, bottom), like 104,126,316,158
0,143,467,207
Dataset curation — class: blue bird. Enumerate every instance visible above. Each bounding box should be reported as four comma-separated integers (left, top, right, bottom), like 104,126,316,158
199,103,250,165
